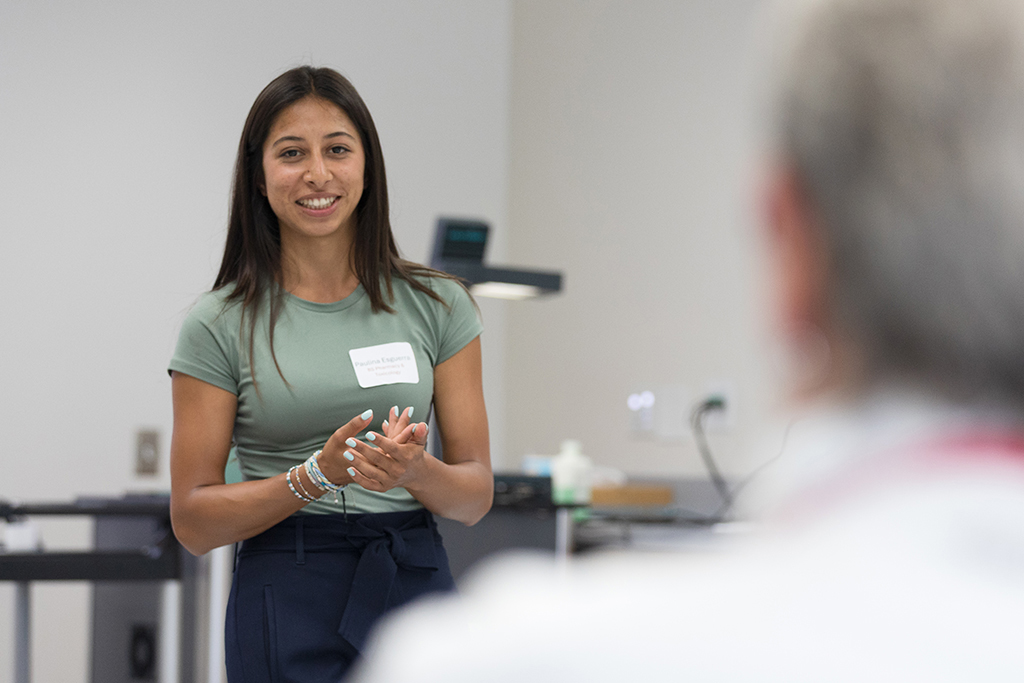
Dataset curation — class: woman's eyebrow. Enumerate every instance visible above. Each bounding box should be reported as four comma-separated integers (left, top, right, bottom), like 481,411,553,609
270,135,305,147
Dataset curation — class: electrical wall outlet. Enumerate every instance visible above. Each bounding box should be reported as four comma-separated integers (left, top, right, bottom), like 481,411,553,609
627,389,656,437
135,429,159,476
628,386,696,441
701,380,737,432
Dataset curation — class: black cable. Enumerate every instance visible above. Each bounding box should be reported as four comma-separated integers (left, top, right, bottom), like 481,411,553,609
689,396,797,523
714,419,793,519
690,397,733,513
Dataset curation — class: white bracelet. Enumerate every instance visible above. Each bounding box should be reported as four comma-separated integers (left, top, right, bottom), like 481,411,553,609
286,466,316,503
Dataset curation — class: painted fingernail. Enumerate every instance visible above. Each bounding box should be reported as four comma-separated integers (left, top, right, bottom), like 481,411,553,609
411,424,417,437
367,432,376,442
344,451,355,462
392,405,399,416
347,467,357,477
382,420,389,429
345,438,358,448
408,407,414,419
360,409,373,420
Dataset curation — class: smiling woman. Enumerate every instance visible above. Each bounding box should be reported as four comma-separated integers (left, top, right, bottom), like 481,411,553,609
166,66,492,682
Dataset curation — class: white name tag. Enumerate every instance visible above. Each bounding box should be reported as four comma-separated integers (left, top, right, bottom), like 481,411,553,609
348,342,420,388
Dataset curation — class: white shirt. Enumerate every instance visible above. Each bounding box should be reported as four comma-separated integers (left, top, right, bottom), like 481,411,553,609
353,392,1024,682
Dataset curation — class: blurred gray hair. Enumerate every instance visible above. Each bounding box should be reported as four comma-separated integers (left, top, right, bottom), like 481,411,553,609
775,0,1024,402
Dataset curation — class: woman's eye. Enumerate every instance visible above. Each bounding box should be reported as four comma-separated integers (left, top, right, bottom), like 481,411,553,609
330,145,349,155
281,149,300,159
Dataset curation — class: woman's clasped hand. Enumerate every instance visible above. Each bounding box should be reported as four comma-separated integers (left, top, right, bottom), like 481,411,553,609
321,406,432,493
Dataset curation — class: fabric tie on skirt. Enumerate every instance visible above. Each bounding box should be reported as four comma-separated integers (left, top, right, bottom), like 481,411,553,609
335,514,440,651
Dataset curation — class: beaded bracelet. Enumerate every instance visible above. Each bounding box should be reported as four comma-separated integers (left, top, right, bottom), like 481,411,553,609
292,465,318,501
305,450,348,504
286,465,316,503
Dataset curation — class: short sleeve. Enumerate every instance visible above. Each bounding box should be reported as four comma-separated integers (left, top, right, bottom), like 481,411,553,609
168,293,240,395
435,279,484,365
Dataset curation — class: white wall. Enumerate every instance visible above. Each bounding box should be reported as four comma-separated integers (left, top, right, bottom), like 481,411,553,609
0,2,512,681
505,0,777,476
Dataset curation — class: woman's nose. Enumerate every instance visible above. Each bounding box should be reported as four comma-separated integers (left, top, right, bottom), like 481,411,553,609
304,154,332,185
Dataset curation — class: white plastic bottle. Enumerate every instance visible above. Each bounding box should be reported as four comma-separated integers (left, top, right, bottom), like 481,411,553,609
550,439,592,505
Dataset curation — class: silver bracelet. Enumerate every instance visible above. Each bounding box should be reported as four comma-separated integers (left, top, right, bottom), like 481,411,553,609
286,466,316,503
292,465,318,501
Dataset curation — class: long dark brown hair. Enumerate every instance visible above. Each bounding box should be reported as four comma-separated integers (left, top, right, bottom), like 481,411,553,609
214,66,455,384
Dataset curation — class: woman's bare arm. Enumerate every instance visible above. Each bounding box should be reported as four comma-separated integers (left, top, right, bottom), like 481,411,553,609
169,372,366,554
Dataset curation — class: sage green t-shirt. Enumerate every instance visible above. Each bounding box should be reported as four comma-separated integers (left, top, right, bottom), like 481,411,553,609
168,275,482,515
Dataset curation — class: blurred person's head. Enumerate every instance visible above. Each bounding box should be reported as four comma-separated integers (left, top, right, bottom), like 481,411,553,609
765,0,1024,406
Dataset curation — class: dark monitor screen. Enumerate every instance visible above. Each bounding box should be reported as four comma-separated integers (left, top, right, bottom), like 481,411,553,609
433,218,489,264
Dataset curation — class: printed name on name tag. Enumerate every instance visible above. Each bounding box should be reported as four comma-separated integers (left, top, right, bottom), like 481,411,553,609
348,342,420,388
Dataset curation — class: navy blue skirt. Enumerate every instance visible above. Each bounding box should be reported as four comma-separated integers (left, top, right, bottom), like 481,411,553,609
225,508,455,683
